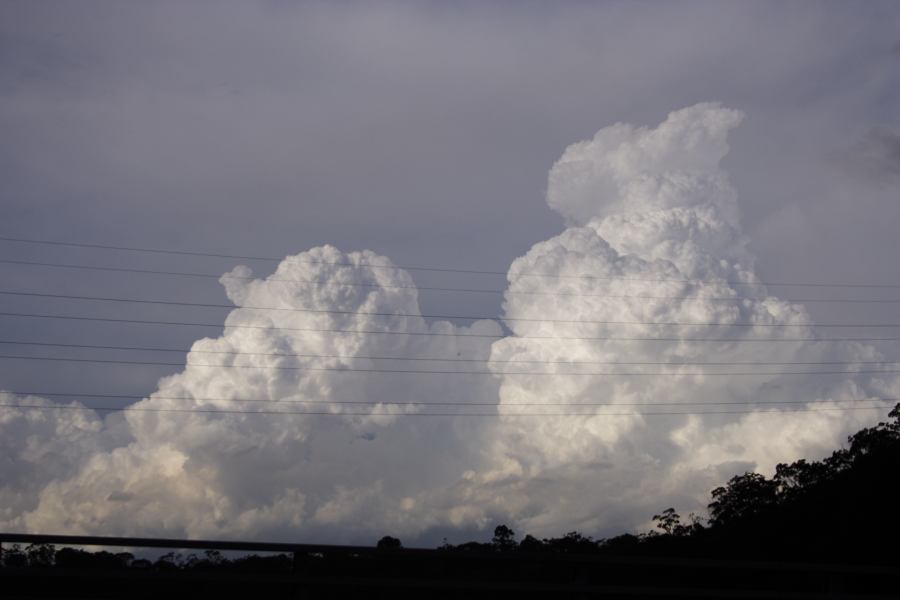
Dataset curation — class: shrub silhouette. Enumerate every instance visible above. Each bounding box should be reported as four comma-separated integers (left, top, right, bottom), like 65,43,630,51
376,536,402,551
491,525,516,550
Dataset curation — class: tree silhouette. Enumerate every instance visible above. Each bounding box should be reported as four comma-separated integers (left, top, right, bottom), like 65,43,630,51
25,543,55,567
708,472,778,527
491,525,516,550
376,536,402,551
2,543,28,567
543,531,597,553
773,459,829,500
651,508,683,536
518,534,545,552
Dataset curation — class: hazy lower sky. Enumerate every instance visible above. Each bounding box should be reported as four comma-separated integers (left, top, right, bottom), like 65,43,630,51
1,1,899,544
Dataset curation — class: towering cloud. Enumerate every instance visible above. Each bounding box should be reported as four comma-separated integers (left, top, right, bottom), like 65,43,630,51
1,104,896,542
479,104,898,534
4,248,502,540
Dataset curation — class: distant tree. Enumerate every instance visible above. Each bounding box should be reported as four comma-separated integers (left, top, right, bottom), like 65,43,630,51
182,553,202,569
230,553,291,573
684,512,706,535
544,531,598,553
518,534,545,552
773,459,829,500
155,551,182,571
601,534,640,552
454,541,492,552
25,543,55,567
491,525,516,550
845,404,900,460
3,543,28,567
54,547,91,569
708,472,778,527
651,508,683,536
114,552,134,568
376,536,402,551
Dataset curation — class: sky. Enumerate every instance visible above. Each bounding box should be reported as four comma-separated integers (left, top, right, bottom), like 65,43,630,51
1,1,900,545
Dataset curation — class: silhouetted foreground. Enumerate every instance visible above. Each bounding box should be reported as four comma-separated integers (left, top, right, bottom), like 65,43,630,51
2,404,898,598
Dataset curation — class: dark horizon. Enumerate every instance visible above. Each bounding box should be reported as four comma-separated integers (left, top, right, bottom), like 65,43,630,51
1,0,899,550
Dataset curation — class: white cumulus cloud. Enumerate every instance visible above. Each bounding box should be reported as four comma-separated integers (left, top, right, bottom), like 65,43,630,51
2,103,897,543
475,103,898,536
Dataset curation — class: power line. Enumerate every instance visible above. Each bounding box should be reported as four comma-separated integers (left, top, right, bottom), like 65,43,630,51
3,340,900,367
2,289,898,328
3,311,900,343
0,310,506,338
3,234,900,289
3,354,900,376
0,235,500,274
7,390,897,408
3,258,900,304
0,401,895,418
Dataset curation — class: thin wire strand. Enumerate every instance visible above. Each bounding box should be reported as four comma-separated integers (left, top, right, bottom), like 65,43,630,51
1,290,897,327
6,391,897,408
0,401,893,417
2,340,899,367
3,234,900,288
3,354,900,376
3,258,899,304
3,311,900,342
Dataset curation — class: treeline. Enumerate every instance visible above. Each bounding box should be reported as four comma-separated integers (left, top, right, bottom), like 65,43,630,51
3,403,898,571
0,545,292,573
418,402,900,563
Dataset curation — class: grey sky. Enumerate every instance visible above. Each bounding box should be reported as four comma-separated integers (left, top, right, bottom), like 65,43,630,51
1,1,899,543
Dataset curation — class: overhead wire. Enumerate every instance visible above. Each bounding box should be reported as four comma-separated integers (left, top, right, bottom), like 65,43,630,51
2,339,900,367
2,353,900,376
0,401,894,418
3,258,900,304
3,234,900,288
4,310,900,342
0,237,897,418
5,390,897,409
0,236,900,417
2,289,899,327
2,238,899,414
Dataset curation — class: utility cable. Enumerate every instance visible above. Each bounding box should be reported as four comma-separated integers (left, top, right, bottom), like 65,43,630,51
3,311,900,342
5,390,897,409
1,340,899,367
0,401,894,418
3,354,900,376
3,258,899,303
2,289,897,328
3,234,900,288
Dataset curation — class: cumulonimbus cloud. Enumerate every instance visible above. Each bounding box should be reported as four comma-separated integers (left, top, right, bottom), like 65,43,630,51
2,103,897,542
